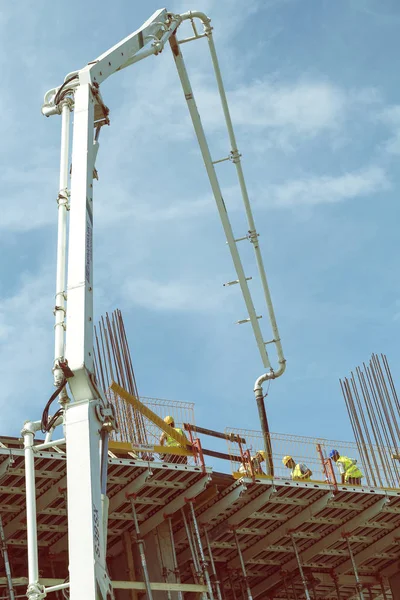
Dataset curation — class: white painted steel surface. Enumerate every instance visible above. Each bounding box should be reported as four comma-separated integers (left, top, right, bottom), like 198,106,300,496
53,100,72,397
65,83,96,400
65,400,111,599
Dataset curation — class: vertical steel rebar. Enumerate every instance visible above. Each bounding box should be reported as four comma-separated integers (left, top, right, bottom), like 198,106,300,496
341,353,400,491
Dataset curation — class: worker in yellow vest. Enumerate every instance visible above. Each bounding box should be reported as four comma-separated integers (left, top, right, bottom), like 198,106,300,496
330,449,363,485
282,455,313,481
159,415,187,463
238,450,266,476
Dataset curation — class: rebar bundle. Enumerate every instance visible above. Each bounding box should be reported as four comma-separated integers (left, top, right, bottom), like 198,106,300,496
94,309,148,444
340,353,400,488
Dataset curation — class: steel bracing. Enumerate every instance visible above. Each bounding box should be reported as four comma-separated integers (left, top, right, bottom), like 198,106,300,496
0,436,398,598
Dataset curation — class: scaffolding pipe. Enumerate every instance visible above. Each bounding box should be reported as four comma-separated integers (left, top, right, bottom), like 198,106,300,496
188,502,214,600
180,511,207,600
204,528,223,600
290,534,311,600
232,530,252,600
379,578,388,600
228,570,238,600
0,515,15,600
181,509,200,574
332,571,341,600
344,536,365,600
129,497,153,600
167,518,183,600
53,99,72,403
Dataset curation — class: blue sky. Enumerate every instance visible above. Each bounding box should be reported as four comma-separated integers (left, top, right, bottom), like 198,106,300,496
0,0,399,452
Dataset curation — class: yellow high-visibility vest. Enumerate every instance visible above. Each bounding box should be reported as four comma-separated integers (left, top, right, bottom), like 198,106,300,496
291,463,311,481
165,427,185,447
337,456,363,481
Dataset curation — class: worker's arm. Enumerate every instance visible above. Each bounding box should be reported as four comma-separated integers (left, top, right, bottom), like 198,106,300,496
299,463,312,479
159,432,167,446
337,459,346,484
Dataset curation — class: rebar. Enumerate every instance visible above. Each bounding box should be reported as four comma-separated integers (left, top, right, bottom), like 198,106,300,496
94,309,148,445
340,353,400,489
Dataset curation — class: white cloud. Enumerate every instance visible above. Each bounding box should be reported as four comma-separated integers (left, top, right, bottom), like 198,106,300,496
0,270,54,432
122,277,226,312
379,105,400,155
261,166,389,208
225,80,346,134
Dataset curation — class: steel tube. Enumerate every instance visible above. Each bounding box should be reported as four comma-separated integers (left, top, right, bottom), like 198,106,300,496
181,509,201,575
23,424,42,599
53,100,72,399
170,35,271,370
189,502,214,600
180,10,286,378
233,530,253,600
206,30,285,374
45,583,70,593
167,518,183,600
0,514,15,600
254,382,274,476
290,534,311,600
33,438,66,451
204,528,223,600
345,537,365,600
130,498,153,600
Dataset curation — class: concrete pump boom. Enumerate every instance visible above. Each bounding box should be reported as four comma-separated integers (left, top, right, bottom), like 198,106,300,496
25,9,287,600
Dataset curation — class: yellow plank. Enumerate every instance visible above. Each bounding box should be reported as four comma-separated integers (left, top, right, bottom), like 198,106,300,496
110,382,191,448
108,441,193,457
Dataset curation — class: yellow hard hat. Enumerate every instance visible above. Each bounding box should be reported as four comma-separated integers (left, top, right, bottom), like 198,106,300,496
164,415,174,425
282,455,292,466
257,450,266,461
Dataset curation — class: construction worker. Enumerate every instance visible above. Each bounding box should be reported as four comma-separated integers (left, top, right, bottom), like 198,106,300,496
282,456,313,481
330,449,363,485
238,450,266,476
159,415,188,464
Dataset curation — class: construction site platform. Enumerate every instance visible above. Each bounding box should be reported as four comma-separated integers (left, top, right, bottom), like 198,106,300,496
0,433,399,599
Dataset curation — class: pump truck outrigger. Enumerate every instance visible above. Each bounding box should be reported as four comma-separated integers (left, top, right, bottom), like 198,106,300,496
25,8,286,600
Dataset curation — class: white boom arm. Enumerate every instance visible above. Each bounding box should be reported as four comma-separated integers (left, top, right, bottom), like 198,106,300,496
34,8,286,600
